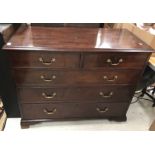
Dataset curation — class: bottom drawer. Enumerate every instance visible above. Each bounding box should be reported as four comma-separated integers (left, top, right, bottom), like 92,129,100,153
21,102,129,120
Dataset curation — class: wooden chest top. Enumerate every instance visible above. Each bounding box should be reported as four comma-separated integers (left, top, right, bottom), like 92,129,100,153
3,25,153,52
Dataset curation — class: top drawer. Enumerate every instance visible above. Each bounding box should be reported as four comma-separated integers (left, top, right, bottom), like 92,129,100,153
8,51,80,69
83,52,150,69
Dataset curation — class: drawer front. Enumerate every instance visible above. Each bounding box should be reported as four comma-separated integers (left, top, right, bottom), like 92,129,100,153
12,69,141,86
84,52,149,69
8,52,80,68
21,102,129,119
13,69,140,86
18,86,135,103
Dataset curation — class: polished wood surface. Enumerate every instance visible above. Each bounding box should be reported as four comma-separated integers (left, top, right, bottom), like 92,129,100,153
83,52,150,69
3,25,153,52
8,51,150,69
8,51,80,68
22,102,129,120
18,86,134,103
12,69,141,86
3,25,154,128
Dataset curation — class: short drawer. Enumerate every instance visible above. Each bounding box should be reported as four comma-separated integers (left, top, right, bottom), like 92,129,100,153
83,52,150,69
12,69,142,86
18,86,135,103
8,51,80,68
21,102,129,119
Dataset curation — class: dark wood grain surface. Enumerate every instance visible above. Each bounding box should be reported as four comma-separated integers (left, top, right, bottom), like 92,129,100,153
21,102,129,120
8,51,150,69
12,69,141,86
83,52,150,69
3,25,153,52
3,25,154,128
17,85,134,103
8,51,80,68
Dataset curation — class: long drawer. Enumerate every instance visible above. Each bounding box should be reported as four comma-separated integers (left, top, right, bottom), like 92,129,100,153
18,86,135,103
12,69,141,86
83,52,149,69
8,51,80,68
21,102,129,120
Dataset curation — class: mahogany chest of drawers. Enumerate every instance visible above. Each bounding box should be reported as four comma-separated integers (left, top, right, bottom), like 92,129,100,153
3,25,154,128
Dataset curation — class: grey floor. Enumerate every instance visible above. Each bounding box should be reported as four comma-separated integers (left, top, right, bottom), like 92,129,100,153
4,96,155,131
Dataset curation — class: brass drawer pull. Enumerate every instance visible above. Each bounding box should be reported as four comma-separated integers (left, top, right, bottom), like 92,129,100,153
43,108,57,115
96,107,108,113
107,58,123,66
42,92,57,99
39,57,56,65
40,75,56,82
99,91,113,98
103,75,118,82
